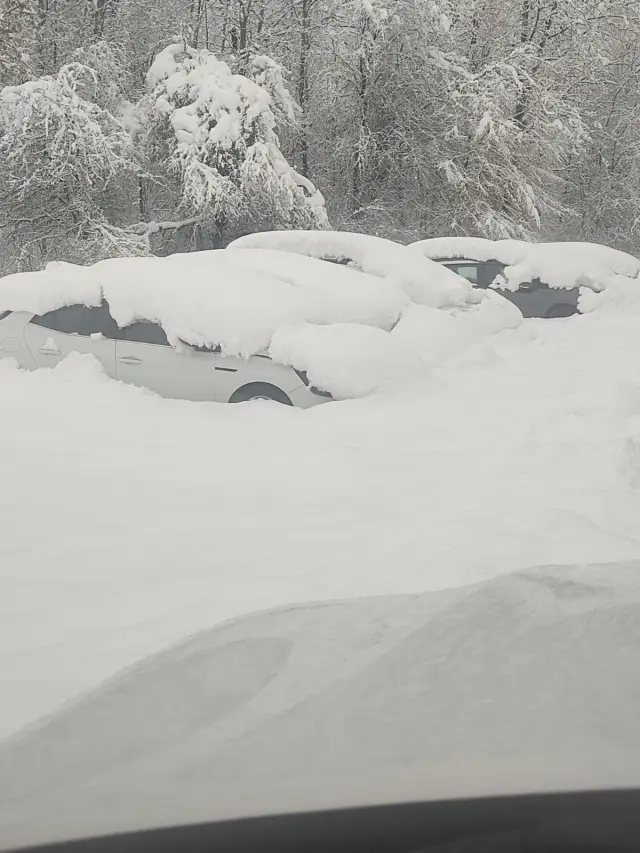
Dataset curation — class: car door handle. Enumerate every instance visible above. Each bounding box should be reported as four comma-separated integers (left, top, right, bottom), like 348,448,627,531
215,366,238,373
118,356,143,365
39,346,61,355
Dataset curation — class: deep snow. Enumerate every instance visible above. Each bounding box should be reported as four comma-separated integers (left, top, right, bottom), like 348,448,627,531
1,562,640,848
2,307,640,743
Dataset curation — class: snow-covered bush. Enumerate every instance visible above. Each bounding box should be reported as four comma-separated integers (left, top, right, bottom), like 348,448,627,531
138,42,329,244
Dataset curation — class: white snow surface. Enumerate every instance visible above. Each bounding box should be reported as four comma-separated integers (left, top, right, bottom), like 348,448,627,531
213,247,407,330
1,562,639,848
2,305,640,746
409,236,530,265
410,236,640,294
0,246,521,398
228,230,478,308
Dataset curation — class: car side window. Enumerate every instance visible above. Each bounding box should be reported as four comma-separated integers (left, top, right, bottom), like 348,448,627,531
482,262,506,288
453,264,480,284
30,303,120,338
121,321,169,346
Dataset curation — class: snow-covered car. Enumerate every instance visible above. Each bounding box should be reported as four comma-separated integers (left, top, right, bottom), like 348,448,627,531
227,230,479,309
435,256,579,318
0,304,330,407
1,239,512,405
409,237,578,318
409,236,640,319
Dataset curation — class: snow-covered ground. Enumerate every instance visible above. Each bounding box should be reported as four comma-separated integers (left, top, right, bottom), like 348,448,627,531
2,306,640,744
2,561,640,848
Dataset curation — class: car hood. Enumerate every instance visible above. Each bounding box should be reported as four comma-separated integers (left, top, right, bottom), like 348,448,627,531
1,561,640,849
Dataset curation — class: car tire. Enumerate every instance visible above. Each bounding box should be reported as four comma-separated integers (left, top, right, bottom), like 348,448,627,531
545,304,577,318
228,383,293,405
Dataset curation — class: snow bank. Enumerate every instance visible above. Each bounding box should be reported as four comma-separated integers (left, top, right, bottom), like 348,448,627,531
3,302,640,749
270,322,422,399
228,230,478,309
391,290,522,368
2,564,640,847
579,273,640,314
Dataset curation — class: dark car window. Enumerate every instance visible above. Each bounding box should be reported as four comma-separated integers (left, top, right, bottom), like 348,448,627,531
482,261,506,288
30,302,120,338
121,321,169,346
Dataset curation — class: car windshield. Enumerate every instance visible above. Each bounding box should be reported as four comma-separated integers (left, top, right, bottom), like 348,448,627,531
2,4,640,851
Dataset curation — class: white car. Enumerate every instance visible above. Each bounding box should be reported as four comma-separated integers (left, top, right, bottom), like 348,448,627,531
0,303,331,407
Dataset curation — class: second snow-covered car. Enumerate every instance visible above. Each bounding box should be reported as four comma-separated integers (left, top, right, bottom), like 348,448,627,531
0,304,329,407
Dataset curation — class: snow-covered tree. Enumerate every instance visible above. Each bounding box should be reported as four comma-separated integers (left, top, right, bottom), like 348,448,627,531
138,41,328,246
3,0,640,261
0,0,36,86
439,46,589,238
0,61,141,269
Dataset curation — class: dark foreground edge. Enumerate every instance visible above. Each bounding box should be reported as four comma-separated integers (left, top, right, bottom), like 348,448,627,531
6,789,640,853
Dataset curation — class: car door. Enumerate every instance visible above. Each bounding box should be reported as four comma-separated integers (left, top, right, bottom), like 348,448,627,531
24,303,118,376
114,322,217,401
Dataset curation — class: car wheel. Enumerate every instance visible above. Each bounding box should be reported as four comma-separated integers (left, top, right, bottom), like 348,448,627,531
545,304,577,318
228,383,293,405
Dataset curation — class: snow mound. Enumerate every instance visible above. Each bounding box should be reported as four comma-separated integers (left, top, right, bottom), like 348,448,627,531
228,230,478,309
2,564,640,848
391,291,522,368
270,322,422,400
579,274,640,314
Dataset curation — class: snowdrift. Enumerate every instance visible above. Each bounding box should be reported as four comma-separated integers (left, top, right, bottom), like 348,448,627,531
2,563,640,847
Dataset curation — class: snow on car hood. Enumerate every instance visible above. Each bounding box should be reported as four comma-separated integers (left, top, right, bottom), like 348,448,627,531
227,229,478,309
0,246,522,399
1,561,639,848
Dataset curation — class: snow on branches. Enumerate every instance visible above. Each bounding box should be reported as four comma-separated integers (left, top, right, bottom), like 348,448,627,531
140,42,328,237
0,61,142,266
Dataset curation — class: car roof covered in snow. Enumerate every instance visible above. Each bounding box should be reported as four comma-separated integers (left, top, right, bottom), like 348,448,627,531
228,230,477,309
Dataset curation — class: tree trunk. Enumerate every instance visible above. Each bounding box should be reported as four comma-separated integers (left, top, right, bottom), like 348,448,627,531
297,0,312,177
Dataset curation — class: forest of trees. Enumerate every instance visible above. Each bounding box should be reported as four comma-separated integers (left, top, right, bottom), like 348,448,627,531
1,0,640,273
